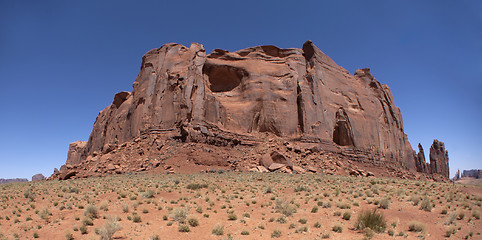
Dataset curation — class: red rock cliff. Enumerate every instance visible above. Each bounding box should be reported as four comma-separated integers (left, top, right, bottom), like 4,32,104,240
60,41,448,179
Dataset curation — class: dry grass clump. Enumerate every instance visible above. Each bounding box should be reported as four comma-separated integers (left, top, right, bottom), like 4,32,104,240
212,223,224,235
275,198,297,217
408,221,426,233
84,204,98,219
355,209,387,233
96,217,121,240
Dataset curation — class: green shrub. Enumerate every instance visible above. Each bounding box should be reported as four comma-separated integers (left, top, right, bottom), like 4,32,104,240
332,224,343,233
79,225,88,234
241,230,250,235
228,213,237,221
271,229,282,238
355,209,386,233
187,216,199,227
342,211,351,220
178,224,190,232
65,233,73,240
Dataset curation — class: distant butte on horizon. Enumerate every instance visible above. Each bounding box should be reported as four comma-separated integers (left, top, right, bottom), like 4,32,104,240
51,41,449,181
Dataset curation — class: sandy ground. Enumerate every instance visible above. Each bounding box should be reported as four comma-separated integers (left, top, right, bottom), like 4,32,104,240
0,173,480,240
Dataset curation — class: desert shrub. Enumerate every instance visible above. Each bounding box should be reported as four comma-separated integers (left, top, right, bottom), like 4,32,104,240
420,198,432,212
171,208,189,223
276,216,286,223
472,210,480,219
212,223,224,235
97,217,121,240
186,183,208,190
355,209,387,233
410,196,420,206
79,225,88,234
178,224,190,232
298,218,307,224
228,213,237,221
33,233,39,238
445,227,457,237
379,199,390,209
64,233,73,240
294,185,309,192
99,200,109,211
241,230,250,235
445,213,457,225
39,208,50,221
24,190,35,201
187,216,199,227
275,198,297,217
84,204,98,219
314,221,321,228
332,224,343,233
296,226,308,233
82,218,93,226
271,229,282,238
458,211,465,220
148,235,160,240
342,211,351,220
321,233,330,238
132,214,141,223
408,221,426,233
122,204,129,213
311,206,318,213
141,190,155,198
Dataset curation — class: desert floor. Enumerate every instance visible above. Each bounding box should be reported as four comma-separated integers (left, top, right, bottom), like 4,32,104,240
0,172,480,240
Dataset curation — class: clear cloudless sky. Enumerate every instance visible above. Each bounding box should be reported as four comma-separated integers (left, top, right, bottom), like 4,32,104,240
0,0,480,179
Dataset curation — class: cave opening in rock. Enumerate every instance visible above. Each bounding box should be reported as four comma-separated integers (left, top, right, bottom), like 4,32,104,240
203,63,248,92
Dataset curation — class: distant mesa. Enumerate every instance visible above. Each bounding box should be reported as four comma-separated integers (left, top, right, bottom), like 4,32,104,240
51,41,449,181
0,178,28,184
32,174,45,181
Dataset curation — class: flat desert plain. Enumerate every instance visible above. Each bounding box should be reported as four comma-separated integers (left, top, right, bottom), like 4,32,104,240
0,173,480,240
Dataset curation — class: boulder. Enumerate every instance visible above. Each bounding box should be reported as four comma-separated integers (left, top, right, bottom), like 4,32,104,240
268,163,286,171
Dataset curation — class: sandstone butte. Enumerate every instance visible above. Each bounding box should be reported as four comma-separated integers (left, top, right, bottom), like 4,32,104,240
51,41,449,181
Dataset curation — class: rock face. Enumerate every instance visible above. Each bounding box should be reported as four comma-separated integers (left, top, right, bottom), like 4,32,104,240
413,140,450,178
429,139,450,178
31,174,45,181
53,41,449,180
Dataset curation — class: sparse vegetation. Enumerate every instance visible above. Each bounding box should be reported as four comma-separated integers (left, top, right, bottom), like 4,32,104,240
0,172,479,239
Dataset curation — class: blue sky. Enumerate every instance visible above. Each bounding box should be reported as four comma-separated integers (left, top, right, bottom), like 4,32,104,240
0,0,480,179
